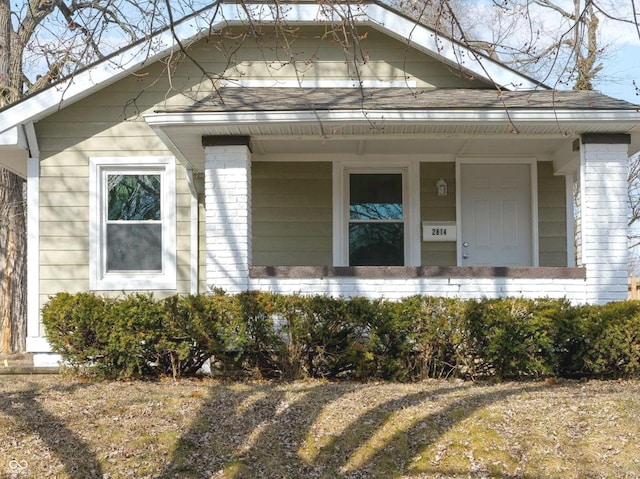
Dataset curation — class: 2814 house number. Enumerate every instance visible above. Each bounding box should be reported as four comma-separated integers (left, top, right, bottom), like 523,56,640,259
422,222,456,241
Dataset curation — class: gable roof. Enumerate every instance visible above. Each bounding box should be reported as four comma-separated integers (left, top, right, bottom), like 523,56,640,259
0,0,544,136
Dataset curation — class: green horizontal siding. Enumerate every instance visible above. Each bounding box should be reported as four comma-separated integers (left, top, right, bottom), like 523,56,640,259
537,162,567,267
420,162,456,266
252,162,332,266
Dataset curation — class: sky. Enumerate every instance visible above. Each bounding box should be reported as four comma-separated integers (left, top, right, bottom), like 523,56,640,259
594,3,640,104
467,0,640,104
595,42,640,104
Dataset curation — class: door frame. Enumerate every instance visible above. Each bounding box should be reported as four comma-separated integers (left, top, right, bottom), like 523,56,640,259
455,158,539,267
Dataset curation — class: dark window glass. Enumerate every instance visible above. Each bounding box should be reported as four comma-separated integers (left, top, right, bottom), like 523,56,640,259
108,174,161,221
106,174,162,272
349,174,403,220
349,223,404,266
349,173,404,266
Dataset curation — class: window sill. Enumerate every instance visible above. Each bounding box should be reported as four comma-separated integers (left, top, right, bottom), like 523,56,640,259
91,275,176,291
249,266,586,279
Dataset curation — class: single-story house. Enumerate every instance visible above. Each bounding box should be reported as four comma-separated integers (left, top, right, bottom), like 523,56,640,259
1,0,639,365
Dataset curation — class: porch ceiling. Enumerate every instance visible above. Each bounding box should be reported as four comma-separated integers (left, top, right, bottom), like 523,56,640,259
146,88,640,173
149,119,639,173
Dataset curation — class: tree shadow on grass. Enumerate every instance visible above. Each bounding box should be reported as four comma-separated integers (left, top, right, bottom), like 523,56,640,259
157,381,547,478
0,376,557,478
0,380,103,479
157,380,363,478
339,384,546,478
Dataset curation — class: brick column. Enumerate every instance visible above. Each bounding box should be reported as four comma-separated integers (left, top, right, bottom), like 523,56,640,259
580,134,630,303
204,137,252,293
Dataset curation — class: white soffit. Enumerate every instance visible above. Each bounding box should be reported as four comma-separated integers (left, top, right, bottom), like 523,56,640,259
0,1,541,134
146,108,640,173
0,126,26,147
0,126,29,177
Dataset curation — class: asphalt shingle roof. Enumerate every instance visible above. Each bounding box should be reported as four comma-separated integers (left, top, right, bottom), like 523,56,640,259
163,88,640,113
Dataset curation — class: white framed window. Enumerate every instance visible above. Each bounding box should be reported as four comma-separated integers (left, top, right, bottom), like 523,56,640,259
333,162,420,267
90,157,176,290
348,171,405,265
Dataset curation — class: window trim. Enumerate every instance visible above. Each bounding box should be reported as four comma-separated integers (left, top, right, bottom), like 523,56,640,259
89,156,176,290
333,161,420,267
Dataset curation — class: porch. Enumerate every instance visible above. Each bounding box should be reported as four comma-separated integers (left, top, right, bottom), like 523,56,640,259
144,88,636,304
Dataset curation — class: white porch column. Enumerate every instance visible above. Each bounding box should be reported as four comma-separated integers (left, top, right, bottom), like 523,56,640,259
204,137,252,293
579,134,630,303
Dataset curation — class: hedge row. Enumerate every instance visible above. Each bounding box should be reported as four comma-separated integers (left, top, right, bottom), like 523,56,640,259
42,291,640,381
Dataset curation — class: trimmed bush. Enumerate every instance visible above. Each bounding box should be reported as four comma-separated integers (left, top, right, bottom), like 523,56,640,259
580,301,640,378
234,291,286,378
41,291,640,381
42,292,112,376
100,293,165,378
466,297,569,379
43,292,244,379
280,294,365,380
159,293,243,378
395,296,468,380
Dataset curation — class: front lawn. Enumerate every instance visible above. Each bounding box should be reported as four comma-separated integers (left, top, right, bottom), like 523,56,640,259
1,376,639,478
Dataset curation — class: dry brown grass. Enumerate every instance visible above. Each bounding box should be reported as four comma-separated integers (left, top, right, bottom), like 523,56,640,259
1,375,639,478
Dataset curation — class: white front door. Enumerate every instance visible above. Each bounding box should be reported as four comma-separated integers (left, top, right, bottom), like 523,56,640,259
460,163,533,266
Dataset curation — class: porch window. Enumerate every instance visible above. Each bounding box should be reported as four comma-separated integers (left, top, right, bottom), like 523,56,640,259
348,172,405,266
89,157,176,290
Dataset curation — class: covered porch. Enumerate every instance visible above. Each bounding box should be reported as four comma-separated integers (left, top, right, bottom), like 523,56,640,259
145,88,639,304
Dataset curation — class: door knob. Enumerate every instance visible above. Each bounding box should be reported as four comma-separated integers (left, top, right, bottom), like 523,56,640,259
462,253,469,259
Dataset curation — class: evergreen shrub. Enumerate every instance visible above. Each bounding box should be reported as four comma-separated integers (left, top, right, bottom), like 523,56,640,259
465,297,572,379
41,291,640,381
41,292,112,376
159,292,243,378
579,301,640,377
394,296,468,380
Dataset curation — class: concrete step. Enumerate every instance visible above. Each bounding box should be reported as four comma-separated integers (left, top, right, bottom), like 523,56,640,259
0,353,59,375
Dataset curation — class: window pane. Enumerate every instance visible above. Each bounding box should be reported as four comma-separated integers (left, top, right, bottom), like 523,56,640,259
350,174,403,220
107,224,162,271
349,223,404,266
108,174,161,221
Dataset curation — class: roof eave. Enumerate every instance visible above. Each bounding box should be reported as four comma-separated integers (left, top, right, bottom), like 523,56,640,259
145,108,640,158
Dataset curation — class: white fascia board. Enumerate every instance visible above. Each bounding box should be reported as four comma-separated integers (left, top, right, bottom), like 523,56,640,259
0,3,238,133
1,1,539,133
0,45,182,133
0,126,29,177
145,109,640,127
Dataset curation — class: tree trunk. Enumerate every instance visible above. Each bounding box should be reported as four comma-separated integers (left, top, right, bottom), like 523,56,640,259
0,168,26,353
0,0,27,354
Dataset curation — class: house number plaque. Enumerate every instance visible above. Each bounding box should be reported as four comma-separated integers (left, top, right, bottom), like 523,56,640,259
422,222,456,241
